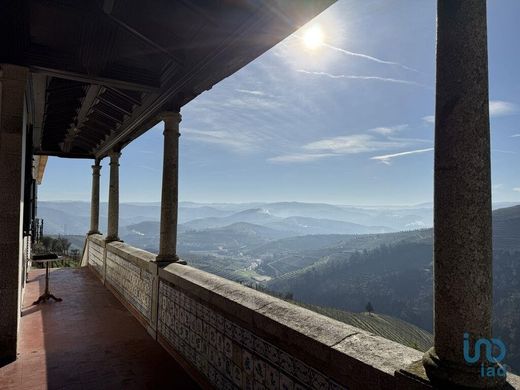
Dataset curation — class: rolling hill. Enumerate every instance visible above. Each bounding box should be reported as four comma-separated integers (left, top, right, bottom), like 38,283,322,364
294,302,433,352
182,208,394,234
261,205,520,373
38,200,435,235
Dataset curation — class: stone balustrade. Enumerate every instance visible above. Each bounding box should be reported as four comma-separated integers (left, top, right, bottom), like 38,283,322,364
83,235,520,390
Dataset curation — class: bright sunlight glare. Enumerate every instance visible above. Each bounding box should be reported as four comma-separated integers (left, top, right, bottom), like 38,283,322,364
302,25,324,49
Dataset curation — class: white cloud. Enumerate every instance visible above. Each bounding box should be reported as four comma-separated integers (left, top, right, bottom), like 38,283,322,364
269,130,427,164
296,70,428,88
370,125,408,135
514,188,520,193
303,134,403,154
422,115,435,124
235,89,266,96
511,134,520,138
489,100,518,117
183,128,259,153
223,97,283,110
268,153,336,163
371,148,434,165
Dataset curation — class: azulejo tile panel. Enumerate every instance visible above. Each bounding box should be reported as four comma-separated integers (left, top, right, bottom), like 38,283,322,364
158,279,348,390
105,250,152,320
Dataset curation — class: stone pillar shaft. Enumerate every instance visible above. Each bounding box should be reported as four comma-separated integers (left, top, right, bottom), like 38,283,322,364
88,160,101,235
156,112,181,263
0,63,29,363
106,151,121,242
423,1,504,387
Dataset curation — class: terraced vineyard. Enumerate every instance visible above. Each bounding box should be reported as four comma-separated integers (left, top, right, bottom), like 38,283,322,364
180,252,252,283
295,302,433,352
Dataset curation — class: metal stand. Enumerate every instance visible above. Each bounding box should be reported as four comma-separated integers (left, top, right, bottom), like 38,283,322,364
33,261,62,304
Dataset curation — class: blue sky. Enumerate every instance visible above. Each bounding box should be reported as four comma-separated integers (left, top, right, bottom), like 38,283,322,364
40,0,520,205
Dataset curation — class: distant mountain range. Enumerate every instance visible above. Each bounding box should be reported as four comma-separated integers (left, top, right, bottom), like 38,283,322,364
39,200,430,235
38,200,520,370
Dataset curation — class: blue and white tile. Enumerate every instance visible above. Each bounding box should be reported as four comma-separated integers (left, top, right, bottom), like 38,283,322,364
242,349,254,376
265,364,279,390
280,373,295,390
254,357,266,385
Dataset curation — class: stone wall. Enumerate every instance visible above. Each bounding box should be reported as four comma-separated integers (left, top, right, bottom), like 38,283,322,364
84,235,520,390
105,243,154,322
157,278,347,390
156,264,426,390
87,236,104,278
85,235,156,331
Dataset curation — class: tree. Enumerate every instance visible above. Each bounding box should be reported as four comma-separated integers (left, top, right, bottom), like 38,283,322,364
40,236,52,251
70,249,80,260
366,301,374,315
58,237,71,255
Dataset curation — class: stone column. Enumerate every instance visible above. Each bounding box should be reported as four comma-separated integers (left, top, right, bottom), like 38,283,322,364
156,112,183,264
423,1,504,388
0,64,29,363
105,150,121,242
88,159,101,235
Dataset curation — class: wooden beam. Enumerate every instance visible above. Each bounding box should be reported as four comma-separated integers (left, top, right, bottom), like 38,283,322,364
81,124,109,138
92,107,123,125
34,150,94,159
31,66,159,93
104,87,141,106
62,84,101,153
96,95,132,116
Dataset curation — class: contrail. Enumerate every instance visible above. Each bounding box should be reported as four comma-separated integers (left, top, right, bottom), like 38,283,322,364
322,42,420,73
293,33,420,73
296,69,429,89
371,148,434,164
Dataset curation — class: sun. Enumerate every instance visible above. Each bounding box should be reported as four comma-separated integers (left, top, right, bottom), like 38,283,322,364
302,25,324,49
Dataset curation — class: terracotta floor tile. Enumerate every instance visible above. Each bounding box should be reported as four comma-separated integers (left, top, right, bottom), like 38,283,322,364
0,268,199,389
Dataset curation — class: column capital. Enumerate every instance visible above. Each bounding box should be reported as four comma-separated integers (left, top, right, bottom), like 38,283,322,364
91,164,102,174
108,150,121,158
108,150,121,165
159,111,181,125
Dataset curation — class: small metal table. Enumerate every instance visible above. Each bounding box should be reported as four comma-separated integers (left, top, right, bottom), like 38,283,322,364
32,253,62,304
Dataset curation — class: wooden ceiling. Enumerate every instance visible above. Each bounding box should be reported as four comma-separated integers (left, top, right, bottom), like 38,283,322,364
1,0,334,159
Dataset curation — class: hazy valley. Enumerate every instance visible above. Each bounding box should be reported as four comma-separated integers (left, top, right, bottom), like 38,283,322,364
40,200,520,372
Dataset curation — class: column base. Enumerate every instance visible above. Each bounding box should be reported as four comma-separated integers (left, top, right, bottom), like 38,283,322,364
423,348,507,389
155,254,186,266
87,230,100,236
104,236,121,243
